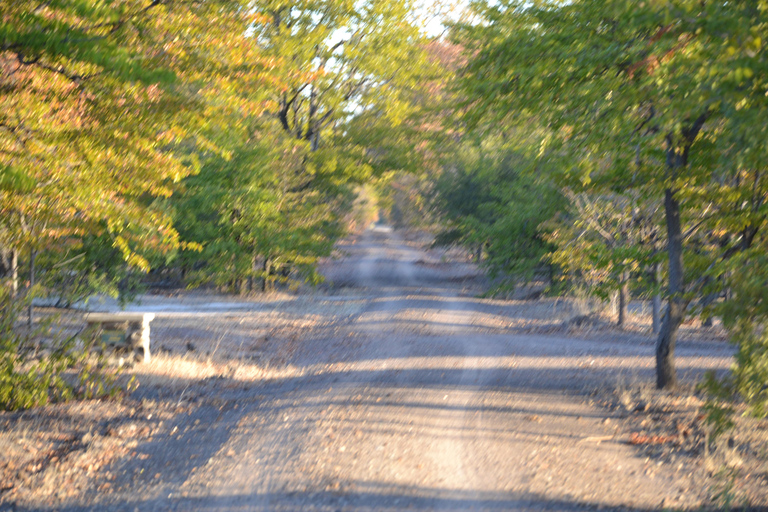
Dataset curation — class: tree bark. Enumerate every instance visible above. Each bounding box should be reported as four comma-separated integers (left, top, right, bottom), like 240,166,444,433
11,249,18,298
656,188,684,389
249,254,258,293
652,262,662,335
27,248,36,329
617,273,629,328
262,257,272,293
654,112,706,388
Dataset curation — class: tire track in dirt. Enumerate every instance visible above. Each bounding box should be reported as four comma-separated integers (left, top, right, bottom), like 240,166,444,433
172,229,723,511
45,227,732,511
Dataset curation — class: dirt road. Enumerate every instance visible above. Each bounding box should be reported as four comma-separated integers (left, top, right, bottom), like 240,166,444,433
8,227,736,511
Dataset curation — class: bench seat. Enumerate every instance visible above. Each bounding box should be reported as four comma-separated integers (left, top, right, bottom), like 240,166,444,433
84,312,155,363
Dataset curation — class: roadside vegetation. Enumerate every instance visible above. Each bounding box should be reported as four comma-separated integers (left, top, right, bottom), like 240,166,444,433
437,0,768,423
1,1,767,508
0,0,438,408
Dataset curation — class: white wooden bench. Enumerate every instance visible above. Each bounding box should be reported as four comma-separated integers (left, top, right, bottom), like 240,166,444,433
84,312,155,363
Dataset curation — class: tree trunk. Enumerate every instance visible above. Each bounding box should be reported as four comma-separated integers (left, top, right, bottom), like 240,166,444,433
656,188,684,389
700,281,716,328
0,250,7,286
655,112,706,388
656,298,683,389
617,273,629,328
28,248,36,329
249,254,257,293
262,257,272,293
652,262,662,335
11,248,18,299
311,130,319,152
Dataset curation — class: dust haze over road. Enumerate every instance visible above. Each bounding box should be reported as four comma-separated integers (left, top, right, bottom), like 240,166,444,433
65,227,733,511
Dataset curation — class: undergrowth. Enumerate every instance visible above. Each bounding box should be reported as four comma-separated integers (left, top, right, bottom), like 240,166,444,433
0,287,129,411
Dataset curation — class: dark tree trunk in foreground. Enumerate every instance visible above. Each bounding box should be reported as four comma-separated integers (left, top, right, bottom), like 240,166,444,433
655,113,707,389
656,189,685,389
652,263,662,335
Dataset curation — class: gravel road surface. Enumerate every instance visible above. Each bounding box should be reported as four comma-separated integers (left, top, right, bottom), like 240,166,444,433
21,227,735,511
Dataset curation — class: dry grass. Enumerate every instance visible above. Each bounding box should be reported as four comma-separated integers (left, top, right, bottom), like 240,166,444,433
0,232,745,509
1,293,354,509
0,397,174,506
599,378,768,510
131,353,306,392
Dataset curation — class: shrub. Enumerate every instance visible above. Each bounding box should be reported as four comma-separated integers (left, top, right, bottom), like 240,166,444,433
701,251,768,438
0,287,126,411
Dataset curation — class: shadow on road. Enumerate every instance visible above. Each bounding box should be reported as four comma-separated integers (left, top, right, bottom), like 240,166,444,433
9,487,724,512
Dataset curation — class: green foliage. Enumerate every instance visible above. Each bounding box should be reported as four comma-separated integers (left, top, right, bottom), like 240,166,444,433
164,0,436,291
431,134,564,289
0,290,68,410
375,170,435,229
0,164,35,193
544,191,663,300
700,371,737,443
723,324,768,419
0,1,272,278
254,0,433,148
0,288,124,411
702,250,768,422
34,230,147,308
171,129,355,291
453,0,768,387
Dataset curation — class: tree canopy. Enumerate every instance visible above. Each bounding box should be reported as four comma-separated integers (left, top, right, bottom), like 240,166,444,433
0,0,437,300
6,0,768,417
451,0,768,394
0,1,272,269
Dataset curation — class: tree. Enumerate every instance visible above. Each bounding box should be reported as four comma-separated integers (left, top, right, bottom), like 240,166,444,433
0,1,293,408
453,0,768,388
171,129,353,292
168,0,439,291
0,1,274,302
544,191,663,327
254,0,431,149
431,133,563,290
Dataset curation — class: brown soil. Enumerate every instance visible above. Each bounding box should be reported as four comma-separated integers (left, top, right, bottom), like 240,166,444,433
1,227,764,511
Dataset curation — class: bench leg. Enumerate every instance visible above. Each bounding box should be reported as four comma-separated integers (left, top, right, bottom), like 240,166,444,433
127,321,151,363
138,324,151,363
